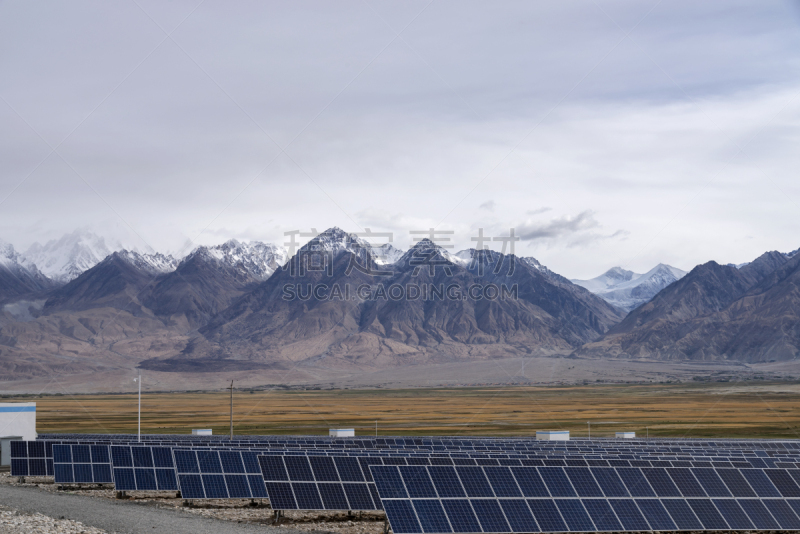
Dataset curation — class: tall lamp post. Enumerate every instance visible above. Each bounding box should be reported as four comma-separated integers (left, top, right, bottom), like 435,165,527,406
134,373,141,442
229,380,234,440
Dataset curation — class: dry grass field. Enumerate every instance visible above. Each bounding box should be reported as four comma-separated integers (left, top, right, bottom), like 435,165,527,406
4,382,800,439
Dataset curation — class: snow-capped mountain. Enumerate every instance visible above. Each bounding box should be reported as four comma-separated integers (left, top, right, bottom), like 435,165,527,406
372,243,404,265
0,240,54,299
22,230,122,283
185,239,287,281
572,263,687,312
116,250,177,275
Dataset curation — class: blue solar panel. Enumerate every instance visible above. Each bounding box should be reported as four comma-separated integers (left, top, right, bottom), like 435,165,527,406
472,499,512,533
636,498,677,530
564,467,603,497
53,444,113,484
259,455,380,510
511,467,550,497
693,468,732,497
527,499,568,533
687,499,729,529
429,466,466,498
713,499,755,530
582,499,623,531
413,499,453,533
174,450,264,499
608,498,650,530
740,498,782,529
555,499,595,532
441,500,482,533
741,468,782,497
764,499,800,529
456,466,495,497
538,467,576,497
766,469,800,497
401,466,438,498
667,468,706,497
384,500,422,534
615,468,655,497
641,468,681,497
500,499,540,533
661,498,703,530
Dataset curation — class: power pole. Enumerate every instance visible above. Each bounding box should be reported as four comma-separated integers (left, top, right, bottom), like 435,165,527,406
229,380,234,440
587,421,590,440
134,373,141,442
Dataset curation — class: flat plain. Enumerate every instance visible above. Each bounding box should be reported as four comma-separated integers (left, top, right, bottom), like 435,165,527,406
5,381,800,439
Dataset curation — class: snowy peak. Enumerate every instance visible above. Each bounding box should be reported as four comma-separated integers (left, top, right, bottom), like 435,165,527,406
0,239,54,299
572,263,687,312
397,238,460,267
372,243,404,265
298,227,371,256
185,239,288,281
22,230,120,283
116,250,177,275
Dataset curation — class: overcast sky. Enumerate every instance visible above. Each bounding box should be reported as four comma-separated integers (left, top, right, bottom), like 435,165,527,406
1,1,799,278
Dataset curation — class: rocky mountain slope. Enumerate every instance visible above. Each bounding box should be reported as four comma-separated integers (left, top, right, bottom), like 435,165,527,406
577,250,800,362
572,264,687,312
0,241,54,302
140,229,624,372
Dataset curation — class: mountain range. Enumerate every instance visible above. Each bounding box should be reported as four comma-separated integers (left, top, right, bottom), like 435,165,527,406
571,264,688,312
0,228,798,388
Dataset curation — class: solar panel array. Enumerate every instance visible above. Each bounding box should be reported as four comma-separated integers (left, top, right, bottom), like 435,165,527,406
14,433,800,532
371,463,800,533
53,444,113,484
173,449,268,499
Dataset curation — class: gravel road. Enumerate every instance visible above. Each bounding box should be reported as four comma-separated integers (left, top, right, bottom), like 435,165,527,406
0,483,305,534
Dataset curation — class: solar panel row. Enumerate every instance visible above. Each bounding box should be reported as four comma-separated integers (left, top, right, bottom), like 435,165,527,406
371,465,800,533
173,449,268,499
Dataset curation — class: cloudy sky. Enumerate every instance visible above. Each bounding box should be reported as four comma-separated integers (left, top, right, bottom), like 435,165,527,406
1,1,799,278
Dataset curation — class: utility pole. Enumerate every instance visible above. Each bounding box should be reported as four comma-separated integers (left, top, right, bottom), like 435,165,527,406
135,373,141,442
375,420,377,438
646,426,649,439
587,421,590,440
229,380,234,440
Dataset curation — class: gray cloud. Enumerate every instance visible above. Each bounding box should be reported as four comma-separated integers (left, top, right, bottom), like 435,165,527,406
516,211,599,241
0,1,799,278
479,200,495,211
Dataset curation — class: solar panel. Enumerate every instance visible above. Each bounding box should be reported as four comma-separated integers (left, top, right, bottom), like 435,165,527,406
110,445,178,492
173,449,267,499
52,444,113,484
258,455,380,510
10,440,55,477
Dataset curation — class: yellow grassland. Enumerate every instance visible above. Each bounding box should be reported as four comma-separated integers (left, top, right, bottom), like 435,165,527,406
5,382,800,439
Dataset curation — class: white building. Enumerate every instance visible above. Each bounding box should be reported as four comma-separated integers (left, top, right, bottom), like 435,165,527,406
192,429,212,436
1,403,36,466
536,430,569,441
616,432,636,439
329,428,355,438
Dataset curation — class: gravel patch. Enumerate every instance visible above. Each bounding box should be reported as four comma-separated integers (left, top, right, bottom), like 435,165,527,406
0,472,385,534
0,505,107,533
